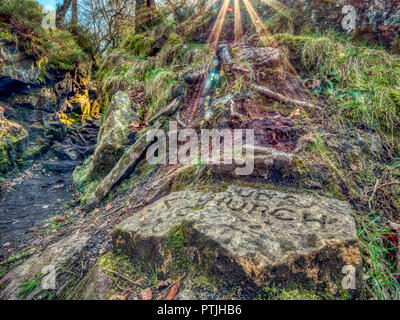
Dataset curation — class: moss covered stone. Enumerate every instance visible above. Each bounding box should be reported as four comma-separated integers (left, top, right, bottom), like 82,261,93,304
128,34,156,57
79,91,133,184
112,186,362,298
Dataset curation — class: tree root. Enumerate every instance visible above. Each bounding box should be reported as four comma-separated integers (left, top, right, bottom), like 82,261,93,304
216,44,321,112
251,84,322,111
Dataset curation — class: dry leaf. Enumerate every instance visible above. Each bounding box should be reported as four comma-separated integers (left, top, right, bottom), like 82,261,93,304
132,122,141,128
157,279,174,290
288,108,302,119
106,203,112,211
109,293,128,300
3,242,11,247
350,163,358,171
55,215,66,223
140,288,152,300
163,278,180,300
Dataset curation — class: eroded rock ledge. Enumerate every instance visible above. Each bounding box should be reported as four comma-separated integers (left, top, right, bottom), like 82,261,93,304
113,186,361,297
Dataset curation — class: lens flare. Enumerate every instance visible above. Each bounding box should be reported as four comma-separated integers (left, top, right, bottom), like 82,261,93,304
189,0,231,122
242,0,317,101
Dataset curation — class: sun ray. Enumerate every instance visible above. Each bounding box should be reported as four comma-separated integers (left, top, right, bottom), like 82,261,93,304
242,0,270,36
234,0,243,42
242,0,318,102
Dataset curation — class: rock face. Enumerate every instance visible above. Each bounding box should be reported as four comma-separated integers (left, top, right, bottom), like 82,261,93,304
84,121,161,210
0,231,89,300
0,40,96,174
0,106,28,173
83,96,183,210
282,0,400,50
113,186,361,296
10,88,57,113
79,91,134,182
0,40,40,92
70,265,113,300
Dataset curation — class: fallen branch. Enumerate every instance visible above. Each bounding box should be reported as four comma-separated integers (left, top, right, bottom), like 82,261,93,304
101,205,124,218
252,84,322,111
368,179,380,205
377,181,400,190
104,268,143,287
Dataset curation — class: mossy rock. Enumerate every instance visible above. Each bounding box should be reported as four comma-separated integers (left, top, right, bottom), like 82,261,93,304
127,34,156,57
112,186,362,298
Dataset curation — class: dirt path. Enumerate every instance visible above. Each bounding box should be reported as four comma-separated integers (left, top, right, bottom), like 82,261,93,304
0,118,99,261
0,158,79,259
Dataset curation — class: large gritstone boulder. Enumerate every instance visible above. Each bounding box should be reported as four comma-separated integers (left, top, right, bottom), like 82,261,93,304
76,91,134,184
113,186,362,297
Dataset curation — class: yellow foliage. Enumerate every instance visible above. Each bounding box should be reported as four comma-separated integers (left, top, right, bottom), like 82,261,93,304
57,112,74,126
72,89,101,123
58,66,101,126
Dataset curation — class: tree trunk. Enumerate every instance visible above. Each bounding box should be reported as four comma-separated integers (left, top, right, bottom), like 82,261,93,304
71,0,78,25
56,0,72,26
135,0,157,32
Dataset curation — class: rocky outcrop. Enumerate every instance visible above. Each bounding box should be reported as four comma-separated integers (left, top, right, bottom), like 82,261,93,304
0,106,28,173
0,40,97,175
84,121,161,210
113,186,361,297
79,91,135,183
0,231,89,300
281,0,400,50
10,88,57,113
82,95,183,210
0,40,40,94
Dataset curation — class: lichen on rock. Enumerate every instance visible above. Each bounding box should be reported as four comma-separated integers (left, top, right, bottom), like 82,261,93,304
113,186,362,297
78,91,135,183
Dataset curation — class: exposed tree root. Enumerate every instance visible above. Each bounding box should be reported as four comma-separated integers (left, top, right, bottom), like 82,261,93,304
251,84,322,111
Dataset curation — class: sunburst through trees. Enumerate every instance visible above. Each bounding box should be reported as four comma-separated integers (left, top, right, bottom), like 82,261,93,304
187,0,317,122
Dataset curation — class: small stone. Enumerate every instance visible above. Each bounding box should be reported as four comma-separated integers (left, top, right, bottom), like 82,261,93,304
175,290,198,300
140,288,152,300
306,180,323,190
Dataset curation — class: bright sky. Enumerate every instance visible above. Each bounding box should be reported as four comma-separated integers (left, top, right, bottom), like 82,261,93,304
36,0,58,9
